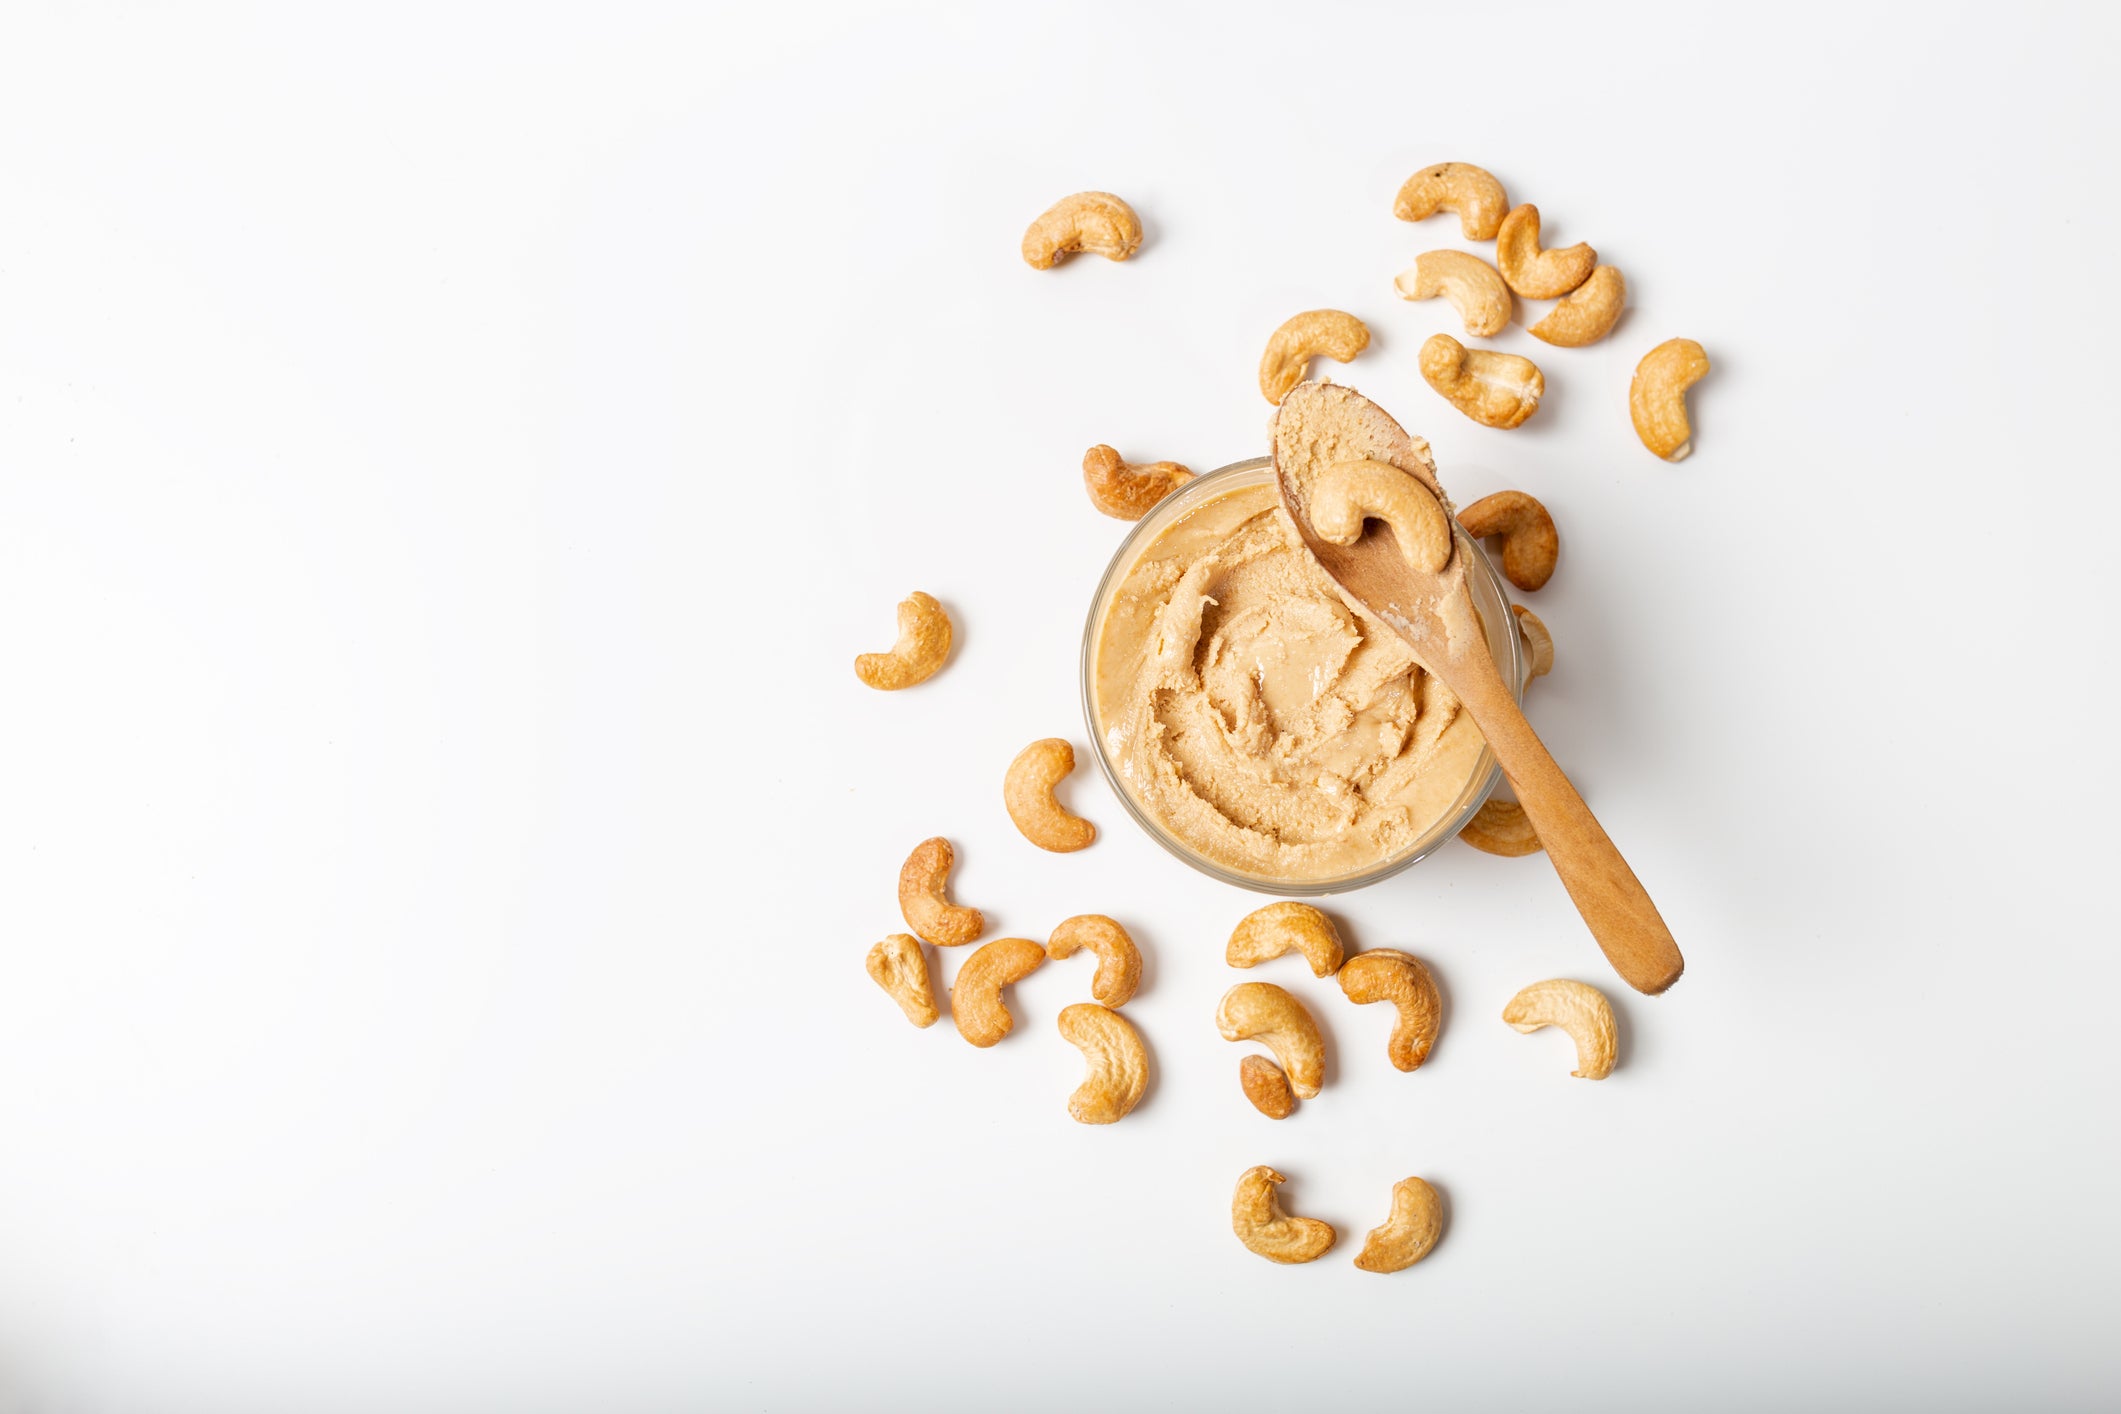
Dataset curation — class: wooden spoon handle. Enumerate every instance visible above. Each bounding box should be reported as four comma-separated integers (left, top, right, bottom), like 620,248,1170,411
1449,655,1684,996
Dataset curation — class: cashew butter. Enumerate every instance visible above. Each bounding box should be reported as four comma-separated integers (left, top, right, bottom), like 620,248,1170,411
1089,479,1487,884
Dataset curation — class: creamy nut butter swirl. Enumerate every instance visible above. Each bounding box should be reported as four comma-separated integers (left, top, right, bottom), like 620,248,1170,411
1091,481,1485,882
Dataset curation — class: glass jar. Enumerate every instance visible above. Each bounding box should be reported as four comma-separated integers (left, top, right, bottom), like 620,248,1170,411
1079,456,1524,895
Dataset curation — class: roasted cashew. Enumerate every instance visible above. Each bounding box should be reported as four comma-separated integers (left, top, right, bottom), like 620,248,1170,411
1391,162,1509,240
1057,1002,1148,1124
1004,738,1096,852
865,934,940,1028
1337,949,1441,1072
1258,309,1370,405
1530,264,1626,347
1495,205,1596,299
1461,798,1541,857
1394,250,1511,338
1419,334,1543,430
1353,1177,1444,1273
1238,1054,1296,1120
897,837,985,946
1216,982,1324,1099
854,591,953,690
1231,1166,1336,1264
1021,191,1142,269
1503,978,1617,1079
950,937,1045,1048
1046,914,1141,1008
1310,458,1453,574
1513,605,1553,681
1082,444,1194,520
1226,901,1344,979
1630,337,1711,461
1458,490,1557,592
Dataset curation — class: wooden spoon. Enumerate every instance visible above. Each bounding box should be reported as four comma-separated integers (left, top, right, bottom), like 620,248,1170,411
1272,382,1683,995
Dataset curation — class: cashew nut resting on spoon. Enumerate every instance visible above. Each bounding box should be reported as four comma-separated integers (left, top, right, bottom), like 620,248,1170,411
1310,458,1454,575
1056,1002,1148,1124
1216,982,1324,1099
1021,191,1142,269
1337,949,1441,1072
1502,978,1617,1079
1231,1166,1336,1264
1353,1177,1444,1273
854,591,952,690
1226,901,1344,978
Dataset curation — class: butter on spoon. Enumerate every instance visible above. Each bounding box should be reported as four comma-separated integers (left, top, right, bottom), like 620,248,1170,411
1272,381,1684,996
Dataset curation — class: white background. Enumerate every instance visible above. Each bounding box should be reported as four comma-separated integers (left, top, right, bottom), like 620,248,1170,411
1,3,2116,1410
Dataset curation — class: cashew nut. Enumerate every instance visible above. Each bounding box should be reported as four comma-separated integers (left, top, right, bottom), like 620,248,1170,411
1238,1054,1296,1120
1503,978,1617,1079
1419,334,1543,430
1082,444,1194,521
1046,914,1141,1008
1310,458,1453,574
1231,1166,1336,1264
1216,982,1324,1099
1461,798,1541,857
1057,1002,1148,1124
1391,162,1509,240
1458,490,1558,592
1394,250,1511,338
1020,191,1142,269
1512,604,1553,681
1337,949,1441,1072
1629,337,1711,461
1353,1177,1444,1273
1003,738,1096,852
1529,264,1626,347
897,836,985,947
950,937,1045,1048
1494,205,1596,300
1258,309,1369,406
854,591,953,691
1226,901,1344,979
865,934,940,1028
